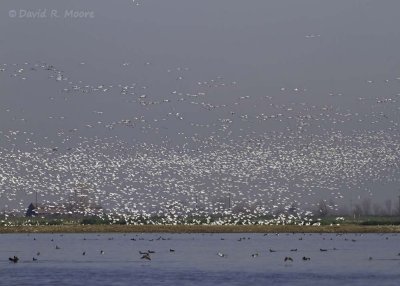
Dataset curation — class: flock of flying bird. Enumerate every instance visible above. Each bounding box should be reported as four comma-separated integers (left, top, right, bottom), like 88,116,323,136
1,59,400,225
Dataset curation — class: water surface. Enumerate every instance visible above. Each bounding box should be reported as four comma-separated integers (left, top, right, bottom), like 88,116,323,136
1,233,399,285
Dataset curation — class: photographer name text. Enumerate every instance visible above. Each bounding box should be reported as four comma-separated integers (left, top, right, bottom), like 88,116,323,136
9,9,95,19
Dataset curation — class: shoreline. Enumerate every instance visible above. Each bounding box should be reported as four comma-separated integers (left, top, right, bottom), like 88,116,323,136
1,224,399,233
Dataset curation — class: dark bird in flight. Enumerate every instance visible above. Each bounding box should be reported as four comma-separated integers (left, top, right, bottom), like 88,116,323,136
141,253,151,260
284,257,293,262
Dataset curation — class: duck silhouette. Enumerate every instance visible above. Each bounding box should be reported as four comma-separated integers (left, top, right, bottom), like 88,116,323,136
9,256,19,263
217,252,226,258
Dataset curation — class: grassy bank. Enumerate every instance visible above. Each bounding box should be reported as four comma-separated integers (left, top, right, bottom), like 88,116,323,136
1,224,400,234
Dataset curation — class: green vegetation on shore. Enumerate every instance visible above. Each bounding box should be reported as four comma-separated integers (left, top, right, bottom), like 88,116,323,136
0,224,399,234
0,215,399,233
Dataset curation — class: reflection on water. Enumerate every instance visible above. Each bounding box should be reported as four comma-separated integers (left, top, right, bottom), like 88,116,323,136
0,233,399,285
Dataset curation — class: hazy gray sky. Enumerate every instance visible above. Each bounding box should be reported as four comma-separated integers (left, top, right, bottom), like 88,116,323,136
1,0,400,136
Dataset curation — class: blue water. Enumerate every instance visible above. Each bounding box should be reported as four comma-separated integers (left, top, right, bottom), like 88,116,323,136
0,233,399,285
